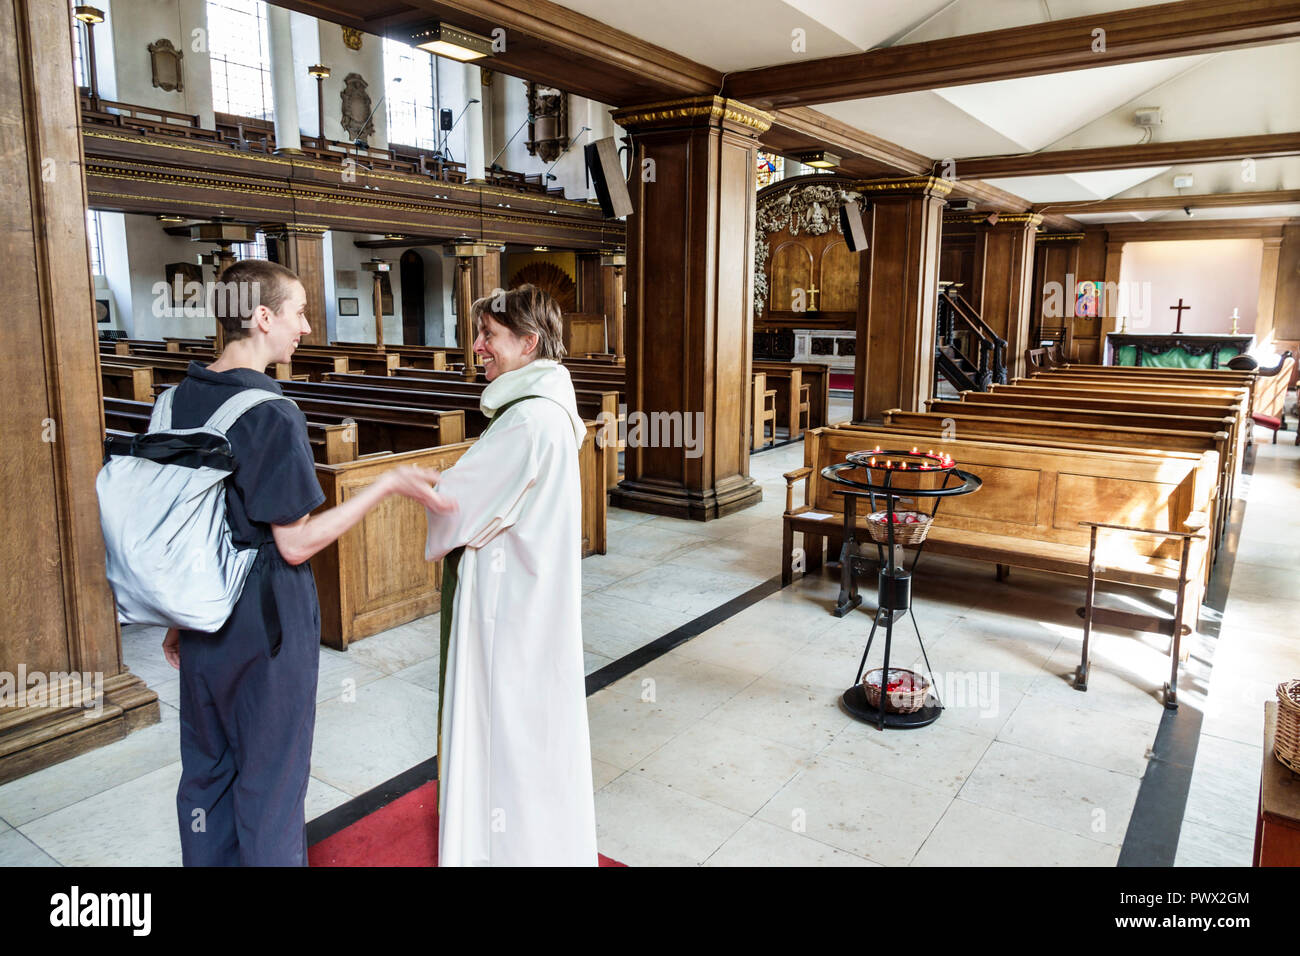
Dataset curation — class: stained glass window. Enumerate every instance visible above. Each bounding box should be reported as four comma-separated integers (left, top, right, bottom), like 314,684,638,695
208,0,274,120
384,37,440,151
756,150,784,189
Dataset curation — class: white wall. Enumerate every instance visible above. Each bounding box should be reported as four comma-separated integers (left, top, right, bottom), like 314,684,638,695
1118,238,1264,334
316,22,387,146
119,214,222,340
327,233,404,343
106,0,213,127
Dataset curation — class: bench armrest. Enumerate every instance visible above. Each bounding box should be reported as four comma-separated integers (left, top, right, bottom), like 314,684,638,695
1182,511,1209,532
1078,520,1204,541
783,467,812,513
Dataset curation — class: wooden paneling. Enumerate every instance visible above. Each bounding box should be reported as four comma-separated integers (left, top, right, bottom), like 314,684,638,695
0,0,157,783
269,226,328,346
1277,226,1300,340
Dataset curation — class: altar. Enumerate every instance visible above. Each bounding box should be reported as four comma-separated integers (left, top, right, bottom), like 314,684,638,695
1105,332,1255,368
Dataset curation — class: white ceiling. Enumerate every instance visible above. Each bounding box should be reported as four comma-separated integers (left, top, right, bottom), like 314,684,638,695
551,0,1300,220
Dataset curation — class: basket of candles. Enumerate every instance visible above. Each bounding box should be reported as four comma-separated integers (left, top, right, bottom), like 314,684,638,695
861,667,931,714
864,509,932,545
1275,680,1300,774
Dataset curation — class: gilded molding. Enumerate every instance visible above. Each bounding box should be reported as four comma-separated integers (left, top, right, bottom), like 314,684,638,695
944,211,1043,226
82,129,599,209
853,175,954,198
612,95,774,133
1035,232,1086,242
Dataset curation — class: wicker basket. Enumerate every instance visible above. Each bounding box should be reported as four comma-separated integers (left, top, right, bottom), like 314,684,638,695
865,510,932,546
862,667,931,714
1275,680,1300,774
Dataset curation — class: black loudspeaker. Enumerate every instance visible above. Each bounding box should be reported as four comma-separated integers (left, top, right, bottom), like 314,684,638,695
439,108,453,131
585,137,633,219
840,200,868,252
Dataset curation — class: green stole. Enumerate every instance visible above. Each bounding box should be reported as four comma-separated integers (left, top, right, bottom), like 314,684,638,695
437,395,542,787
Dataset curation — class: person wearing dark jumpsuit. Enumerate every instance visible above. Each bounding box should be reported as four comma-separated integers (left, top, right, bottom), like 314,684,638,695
157,260,454,866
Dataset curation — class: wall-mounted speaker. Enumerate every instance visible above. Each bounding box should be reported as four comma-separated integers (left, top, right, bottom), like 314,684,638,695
585,137,633,219
840,201,868,253
439,108,453,131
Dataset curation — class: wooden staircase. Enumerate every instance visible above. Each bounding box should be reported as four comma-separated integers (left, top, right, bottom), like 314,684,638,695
935,285,1006,393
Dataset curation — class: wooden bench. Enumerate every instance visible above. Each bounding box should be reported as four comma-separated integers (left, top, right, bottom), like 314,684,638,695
755,361,830,432
782,426,1216,699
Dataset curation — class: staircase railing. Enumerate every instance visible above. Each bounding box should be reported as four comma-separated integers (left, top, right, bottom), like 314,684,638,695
936,288,1006,389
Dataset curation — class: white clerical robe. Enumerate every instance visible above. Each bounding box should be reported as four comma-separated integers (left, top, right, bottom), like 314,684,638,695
424,359,598,866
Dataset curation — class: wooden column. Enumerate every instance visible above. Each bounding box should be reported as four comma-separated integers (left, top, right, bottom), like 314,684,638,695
975,214,1041,379
0,0,157,783
455,257,476,378
1277,225,1300,341
608,95,771,520
1256,236,1283,345
603,259,626,360
268,224,327,346
853,175,951,422
1030,232,1084,347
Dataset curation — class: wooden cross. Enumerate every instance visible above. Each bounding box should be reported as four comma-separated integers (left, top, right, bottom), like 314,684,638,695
1169,298,1190,333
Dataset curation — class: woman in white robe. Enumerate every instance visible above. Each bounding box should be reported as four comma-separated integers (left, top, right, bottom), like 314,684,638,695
424,284,598,866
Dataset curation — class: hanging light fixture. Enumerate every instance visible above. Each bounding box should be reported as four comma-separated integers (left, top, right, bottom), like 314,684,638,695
792,149,841,169
408,23,493,61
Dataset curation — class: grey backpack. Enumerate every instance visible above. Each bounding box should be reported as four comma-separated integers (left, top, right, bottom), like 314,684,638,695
97,386,293,632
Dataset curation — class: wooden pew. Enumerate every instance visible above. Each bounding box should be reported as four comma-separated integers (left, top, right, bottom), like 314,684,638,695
317,372,622,487
783,425,1215,668
883,407,1228,562
102,397,359,465
751,372,773,451
752,364,803,440
101,364,155,403
295,345,398,377
755,361,830,432
312,420,607,649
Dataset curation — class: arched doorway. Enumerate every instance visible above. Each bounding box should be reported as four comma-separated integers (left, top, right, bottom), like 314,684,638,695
400,249,425,345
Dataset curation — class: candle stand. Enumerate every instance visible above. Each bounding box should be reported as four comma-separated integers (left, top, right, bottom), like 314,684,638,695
821,449,982,730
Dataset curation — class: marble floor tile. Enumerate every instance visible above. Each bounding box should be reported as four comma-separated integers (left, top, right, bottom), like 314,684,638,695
581,551,659,592
755,756,953,865
584,689,696,770
821,719,993,796
912,798,1119,866
0,706,181,828
634,719,812,815
602,653,757,721
958,741,1141,845
599,562,761,617
602,522,712,563
996,693,1159,778
316,648,388,704
339,617,438,677
594,771,748,866
1173,819,1255,867
19,762,184,867
590,758,623,791
709,676,852,752
704,817,878,867
1181,734,1264,839
581,591,696,661
310,675,437,796
1026,643,1170,727
389,655,441,694
305,776,355,822
0,829,60,867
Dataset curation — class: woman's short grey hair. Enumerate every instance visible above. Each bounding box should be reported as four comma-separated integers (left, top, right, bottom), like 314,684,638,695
471,284,567,361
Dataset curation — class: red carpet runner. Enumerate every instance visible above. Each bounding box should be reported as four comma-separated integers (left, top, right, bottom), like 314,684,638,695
308,779,625,866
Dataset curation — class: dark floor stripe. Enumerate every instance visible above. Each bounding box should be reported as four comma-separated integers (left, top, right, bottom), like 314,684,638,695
1117,443,1254,866
308,574,785,846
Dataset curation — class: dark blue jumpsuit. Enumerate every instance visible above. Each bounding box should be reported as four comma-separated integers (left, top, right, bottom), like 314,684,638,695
169,362,326,866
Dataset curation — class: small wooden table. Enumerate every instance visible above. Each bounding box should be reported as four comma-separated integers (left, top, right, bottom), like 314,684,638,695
1253,701,1300,866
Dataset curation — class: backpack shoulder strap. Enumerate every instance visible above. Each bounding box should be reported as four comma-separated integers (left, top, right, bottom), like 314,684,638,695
204,389,296,435
148,386,178,432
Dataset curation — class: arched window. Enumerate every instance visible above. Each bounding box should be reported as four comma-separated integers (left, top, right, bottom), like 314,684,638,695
207,0,274,120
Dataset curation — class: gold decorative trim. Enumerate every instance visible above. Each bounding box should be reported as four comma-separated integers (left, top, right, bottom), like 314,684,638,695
853,175,954,198
612,95,774,134
82,129,600,209
86,187,624,242
1035,232,1086,242
944,211,1042,226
